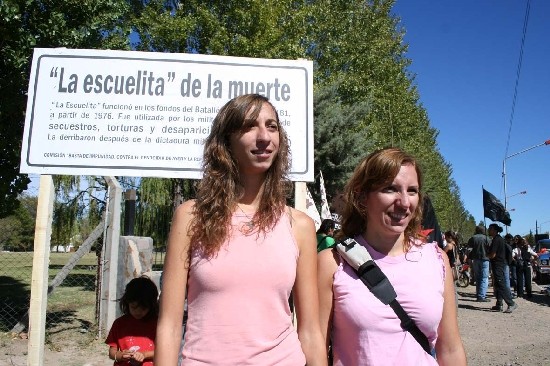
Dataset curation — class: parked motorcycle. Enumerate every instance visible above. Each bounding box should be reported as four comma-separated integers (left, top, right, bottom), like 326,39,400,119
455,263,471,288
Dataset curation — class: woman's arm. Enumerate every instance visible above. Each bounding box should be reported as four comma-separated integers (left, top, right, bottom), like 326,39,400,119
290,208,328,366
435,247,467,365
154,200,195,366
317,247,338,353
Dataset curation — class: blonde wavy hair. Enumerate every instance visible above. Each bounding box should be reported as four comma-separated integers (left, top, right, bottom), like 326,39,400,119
189,94,291,258
338,147,424,252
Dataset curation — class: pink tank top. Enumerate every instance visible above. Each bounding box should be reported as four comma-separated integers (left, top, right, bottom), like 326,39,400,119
332,236,445,366
182,211,306,365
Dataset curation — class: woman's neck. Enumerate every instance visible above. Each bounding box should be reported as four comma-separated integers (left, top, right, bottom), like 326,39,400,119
363,231,405,256
238,173,266,209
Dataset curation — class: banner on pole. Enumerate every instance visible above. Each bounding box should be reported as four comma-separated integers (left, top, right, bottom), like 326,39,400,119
305,188,321,230
483,188,512,226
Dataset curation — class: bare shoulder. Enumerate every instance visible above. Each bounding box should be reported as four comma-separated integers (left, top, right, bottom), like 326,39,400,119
168,200,196,246
174,199,195,215
286,207,316,253
172,199,195,223
317,247,339,285
287,206,315,231
318,246,339,268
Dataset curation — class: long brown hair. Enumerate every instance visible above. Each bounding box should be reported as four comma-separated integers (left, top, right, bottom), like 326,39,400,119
189,94,291,258
338,147,423,251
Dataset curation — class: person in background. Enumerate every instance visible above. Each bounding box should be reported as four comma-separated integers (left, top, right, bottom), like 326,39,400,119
467,225,491,302
443,231,459,270
317,219,336,252
514,235,538,298
504,233,517,298
155,94,326,366
106,276,159,366
487,223,517,313
318,147,466,365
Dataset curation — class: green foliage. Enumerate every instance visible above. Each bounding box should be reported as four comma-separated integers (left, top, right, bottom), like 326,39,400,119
127,0,475,235
0,0,132,218
311,80,372,199
0,0,476,242
50,175,112,248
132,0,308,59
0,195,37,251
135,178,194,247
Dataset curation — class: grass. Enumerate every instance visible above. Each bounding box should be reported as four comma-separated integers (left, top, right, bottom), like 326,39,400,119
0,251,166,334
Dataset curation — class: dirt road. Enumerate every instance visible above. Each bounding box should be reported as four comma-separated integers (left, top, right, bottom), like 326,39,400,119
457,281,550,366
2,282,550,365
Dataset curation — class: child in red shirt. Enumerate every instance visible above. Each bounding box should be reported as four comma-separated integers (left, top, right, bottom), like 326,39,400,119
106,276,159,366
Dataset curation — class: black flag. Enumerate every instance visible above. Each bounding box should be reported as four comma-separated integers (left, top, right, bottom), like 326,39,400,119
421,195,444,248
483,188,512,226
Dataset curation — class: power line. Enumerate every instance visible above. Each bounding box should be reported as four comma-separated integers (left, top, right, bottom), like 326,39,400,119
503,0,531,160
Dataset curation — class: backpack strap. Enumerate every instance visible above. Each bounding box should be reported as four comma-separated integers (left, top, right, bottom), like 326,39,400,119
335,238,431,354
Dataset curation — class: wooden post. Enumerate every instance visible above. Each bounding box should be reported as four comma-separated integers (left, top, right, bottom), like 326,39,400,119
294,182,307,212
99,176,122,338
27,175,54,366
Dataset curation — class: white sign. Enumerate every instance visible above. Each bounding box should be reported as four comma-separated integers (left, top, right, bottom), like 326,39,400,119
20,48,314,181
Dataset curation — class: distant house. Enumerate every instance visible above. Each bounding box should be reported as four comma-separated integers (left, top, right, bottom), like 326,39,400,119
51,244,74,253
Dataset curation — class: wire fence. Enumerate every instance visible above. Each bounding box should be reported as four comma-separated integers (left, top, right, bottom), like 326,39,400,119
0,180,170,359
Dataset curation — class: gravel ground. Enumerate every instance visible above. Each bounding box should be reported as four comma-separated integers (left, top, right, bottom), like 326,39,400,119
2,281,550,366
457,280,550,366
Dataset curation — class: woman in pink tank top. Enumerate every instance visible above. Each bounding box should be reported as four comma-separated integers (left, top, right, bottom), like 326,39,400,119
155,94,327,366
318,148,466,365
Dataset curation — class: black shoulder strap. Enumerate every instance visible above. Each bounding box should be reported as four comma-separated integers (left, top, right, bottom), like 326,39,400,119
335,238,431,354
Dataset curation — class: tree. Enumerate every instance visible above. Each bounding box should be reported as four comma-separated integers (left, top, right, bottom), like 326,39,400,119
127,0,475,232
311,80,371,199
0,0,132,218
0,195,37,251
0,0,476,235
135,177,195,249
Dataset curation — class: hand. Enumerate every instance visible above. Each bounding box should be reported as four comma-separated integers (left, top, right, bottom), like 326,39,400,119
131,351,145,362
120,349,135,360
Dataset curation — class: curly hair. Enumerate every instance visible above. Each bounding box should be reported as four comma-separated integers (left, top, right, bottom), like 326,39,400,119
120,276,159,319
189,94,292,258
338,147,423,252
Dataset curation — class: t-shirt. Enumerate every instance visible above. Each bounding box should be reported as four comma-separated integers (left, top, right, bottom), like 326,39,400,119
182,211,306,365
489,235,507,265
105,314,157,366
331,236,444,366
468,234,489,260
317,233,336,252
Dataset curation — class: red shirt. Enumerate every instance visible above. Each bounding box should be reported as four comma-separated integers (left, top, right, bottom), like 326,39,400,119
105,314,157,366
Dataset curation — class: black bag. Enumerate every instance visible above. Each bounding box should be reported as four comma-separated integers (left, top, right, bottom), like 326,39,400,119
335,238,431,354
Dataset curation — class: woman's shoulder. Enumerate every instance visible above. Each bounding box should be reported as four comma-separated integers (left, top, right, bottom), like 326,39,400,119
175,199,196,212
286,206,315,230
318,246,340,272
172,199,196,221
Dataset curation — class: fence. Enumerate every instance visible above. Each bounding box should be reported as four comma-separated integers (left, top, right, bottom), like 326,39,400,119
0,181,170,363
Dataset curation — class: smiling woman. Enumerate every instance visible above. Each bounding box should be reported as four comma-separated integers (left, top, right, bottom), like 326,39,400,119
317,147,467,366
155,94,327,366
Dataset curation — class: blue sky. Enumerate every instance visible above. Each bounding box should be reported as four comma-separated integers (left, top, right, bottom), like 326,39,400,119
392,0,550,236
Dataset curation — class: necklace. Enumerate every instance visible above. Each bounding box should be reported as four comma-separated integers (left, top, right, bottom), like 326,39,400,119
236,204,255,233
